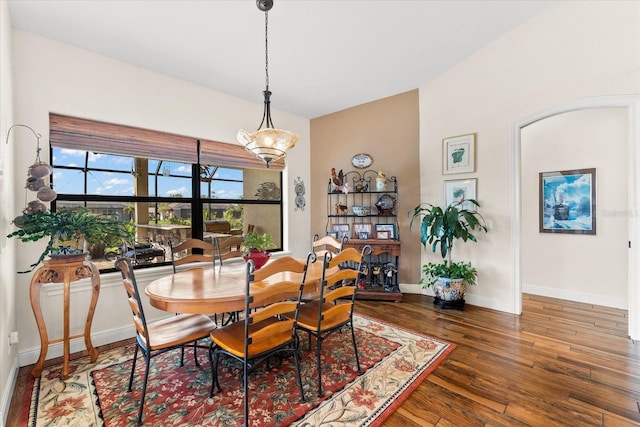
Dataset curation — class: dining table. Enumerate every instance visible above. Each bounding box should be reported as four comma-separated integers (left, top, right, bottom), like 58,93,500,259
145,257,333,315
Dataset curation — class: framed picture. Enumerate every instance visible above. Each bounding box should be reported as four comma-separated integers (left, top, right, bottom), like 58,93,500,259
353,222,373,240
376,230,391,240
539,168,596,235
327,231,339,239
444,178,477,211
443,133,476,175
374,223,395,240
331,223,351,240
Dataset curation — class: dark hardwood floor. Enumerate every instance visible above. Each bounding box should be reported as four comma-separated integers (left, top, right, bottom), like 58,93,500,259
7,293,640,426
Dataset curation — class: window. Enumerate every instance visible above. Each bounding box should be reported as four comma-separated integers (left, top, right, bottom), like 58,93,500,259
50,115,283,272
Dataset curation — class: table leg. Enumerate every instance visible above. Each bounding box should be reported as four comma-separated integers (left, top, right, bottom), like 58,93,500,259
84,263,100,362
62,271,71,379
29,269,47,378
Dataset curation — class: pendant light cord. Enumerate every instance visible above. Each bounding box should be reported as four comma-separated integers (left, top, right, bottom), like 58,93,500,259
264,11,269,91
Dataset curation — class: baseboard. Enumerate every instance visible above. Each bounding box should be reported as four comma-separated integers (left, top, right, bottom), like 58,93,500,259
522,283,627,309
0,353,19,427
18,324,136,367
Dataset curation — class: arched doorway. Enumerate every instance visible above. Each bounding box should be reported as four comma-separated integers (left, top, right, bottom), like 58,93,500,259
511,95,640,340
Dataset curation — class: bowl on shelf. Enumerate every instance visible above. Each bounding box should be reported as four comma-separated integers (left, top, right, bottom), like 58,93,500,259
352,205,371,216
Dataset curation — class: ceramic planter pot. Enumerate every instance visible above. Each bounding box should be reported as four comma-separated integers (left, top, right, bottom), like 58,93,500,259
433,277,467,302
50,232,86,257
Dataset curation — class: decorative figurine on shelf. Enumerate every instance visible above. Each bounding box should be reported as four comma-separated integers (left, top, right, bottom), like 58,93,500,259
372,263,383,286
331,168,344,193
383,262,399,292
334,204,348,215
358,263,369,290
376,168,387,191
355,182,368,193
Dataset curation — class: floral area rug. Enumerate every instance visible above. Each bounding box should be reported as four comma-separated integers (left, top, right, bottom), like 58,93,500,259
23,314,454,426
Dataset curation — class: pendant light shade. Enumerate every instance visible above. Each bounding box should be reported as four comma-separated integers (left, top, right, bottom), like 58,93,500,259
239,0,299,168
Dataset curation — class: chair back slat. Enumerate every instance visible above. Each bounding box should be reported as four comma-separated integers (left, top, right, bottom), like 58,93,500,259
312,233,346,258
116,257,151,346
315,246,367,329
169,238,215,273
243,253,315,357
216,236,244,265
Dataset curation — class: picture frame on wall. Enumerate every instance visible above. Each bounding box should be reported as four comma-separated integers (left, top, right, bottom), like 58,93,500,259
330,223,351,240
539,168,596,235
444,178,477,211
443,133,476,175
374,223,396,240
353,223,373,240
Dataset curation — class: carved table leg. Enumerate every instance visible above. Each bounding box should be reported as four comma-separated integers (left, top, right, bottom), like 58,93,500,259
29,268,48,378
84,262,100,363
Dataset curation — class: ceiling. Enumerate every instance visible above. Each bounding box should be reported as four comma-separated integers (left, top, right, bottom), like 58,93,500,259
7,0,550,119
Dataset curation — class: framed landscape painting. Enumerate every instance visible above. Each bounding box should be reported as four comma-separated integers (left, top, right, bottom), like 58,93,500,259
539,168,596,235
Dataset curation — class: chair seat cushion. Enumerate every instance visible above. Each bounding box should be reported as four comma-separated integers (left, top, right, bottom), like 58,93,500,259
210,317,293,358
146,314,216,350
296,301,351,332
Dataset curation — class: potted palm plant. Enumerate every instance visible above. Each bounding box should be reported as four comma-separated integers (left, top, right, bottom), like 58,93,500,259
7,207,134,273
242,231,276,270
409,199,487,310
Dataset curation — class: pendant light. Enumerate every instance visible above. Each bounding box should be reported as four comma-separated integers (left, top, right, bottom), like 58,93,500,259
237,0,299,168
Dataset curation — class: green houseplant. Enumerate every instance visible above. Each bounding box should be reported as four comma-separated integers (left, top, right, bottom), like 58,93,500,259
242,231,276,270
7,207,134,273
409,199,487,309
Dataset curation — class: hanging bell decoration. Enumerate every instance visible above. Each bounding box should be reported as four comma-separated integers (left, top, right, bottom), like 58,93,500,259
23,200,47,214
28,161,53,179
37,186,57,202
26,177,46,191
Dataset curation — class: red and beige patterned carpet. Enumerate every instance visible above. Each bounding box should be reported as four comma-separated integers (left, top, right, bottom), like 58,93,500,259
23,314,454,426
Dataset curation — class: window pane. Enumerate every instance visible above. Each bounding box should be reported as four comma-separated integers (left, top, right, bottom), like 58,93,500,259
51,141,282,273
55,201,168,270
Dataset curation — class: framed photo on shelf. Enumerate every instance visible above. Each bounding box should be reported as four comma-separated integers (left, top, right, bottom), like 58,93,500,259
352,223,373,240
374,223,395,240
376,230,391,240
330,224,350,240
444,178,477,211
443,133,476,175
539,168,596,235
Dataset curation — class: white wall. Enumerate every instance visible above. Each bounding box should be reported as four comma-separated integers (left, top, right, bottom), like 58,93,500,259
9,30,310,360
521,108,628,308
418,1,640,313
0,0,17,424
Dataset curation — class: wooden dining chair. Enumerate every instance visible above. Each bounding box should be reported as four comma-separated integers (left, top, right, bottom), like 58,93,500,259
312,233,346,258
115,257,217,426
213,235,245,324
295,247,367,396
215,235,244,266
208,254,315,425
169,238,215,273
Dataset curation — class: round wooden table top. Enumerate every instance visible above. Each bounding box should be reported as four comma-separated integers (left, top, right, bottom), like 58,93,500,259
145,259,329,315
